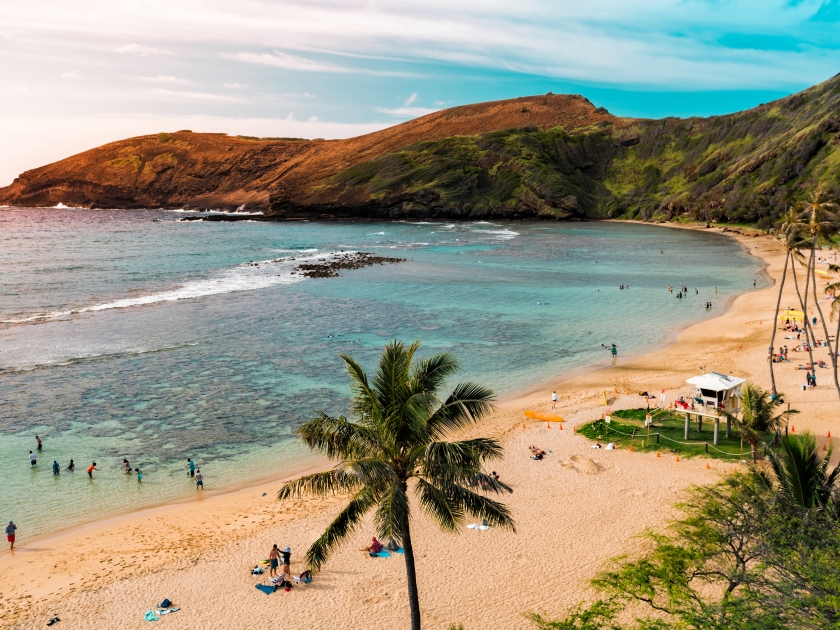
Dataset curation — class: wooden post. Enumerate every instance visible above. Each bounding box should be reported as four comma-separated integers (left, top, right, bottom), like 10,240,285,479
684,413,690,440
726,416,732,438
656,433,660,444
714,418,720,446
705,442,708,453
698,416,703,433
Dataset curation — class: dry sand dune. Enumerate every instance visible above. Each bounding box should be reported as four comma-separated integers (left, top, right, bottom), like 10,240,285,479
3,224,839,630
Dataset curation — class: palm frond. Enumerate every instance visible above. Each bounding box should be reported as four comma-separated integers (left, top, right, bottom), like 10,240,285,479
415,478,462,532
374,480,410,543
426,381,497,438
410,352,460,393
430,481,516,531
304,487,377,571
337,458,397,490
276,468,364,501
296,412,381,460
340,354,378,420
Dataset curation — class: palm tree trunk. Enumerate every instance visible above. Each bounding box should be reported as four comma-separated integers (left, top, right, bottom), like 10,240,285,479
791,255,817,379
769,250,790,394
810,240,840,400
802,246,817,378
402,510,422,630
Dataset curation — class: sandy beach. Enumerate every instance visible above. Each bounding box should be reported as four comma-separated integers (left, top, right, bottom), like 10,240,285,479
3,222,838,630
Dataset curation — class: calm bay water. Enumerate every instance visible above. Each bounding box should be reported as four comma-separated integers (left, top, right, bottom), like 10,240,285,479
0,208,765,540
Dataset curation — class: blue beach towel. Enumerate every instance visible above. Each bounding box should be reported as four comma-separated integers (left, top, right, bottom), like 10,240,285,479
392,547,404,554
255,584,276,595
374,550,391,558
144,610,159,621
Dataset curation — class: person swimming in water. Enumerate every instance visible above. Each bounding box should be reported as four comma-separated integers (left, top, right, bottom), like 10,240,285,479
66,459,75,471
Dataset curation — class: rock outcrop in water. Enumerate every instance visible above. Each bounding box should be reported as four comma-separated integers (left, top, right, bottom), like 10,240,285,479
3,73,840,225
292,252,404,278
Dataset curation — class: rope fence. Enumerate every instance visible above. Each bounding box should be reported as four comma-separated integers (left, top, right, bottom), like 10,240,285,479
575,418,762,459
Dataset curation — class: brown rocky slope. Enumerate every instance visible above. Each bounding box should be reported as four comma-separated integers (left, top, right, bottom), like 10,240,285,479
0,94,622,219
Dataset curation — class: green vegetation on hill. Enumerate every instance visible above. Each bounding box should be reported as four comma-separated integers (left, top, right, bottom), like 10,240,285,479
332,73,840,224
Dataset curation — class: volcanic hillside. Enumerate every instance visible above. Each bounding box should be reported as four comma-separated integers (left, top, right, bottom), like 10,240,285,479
3,74,840,223
0,94,620,219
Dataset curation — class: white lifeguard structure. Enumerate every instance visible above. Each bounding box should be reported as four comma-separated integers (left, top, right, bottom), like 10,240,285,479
677,372,746,444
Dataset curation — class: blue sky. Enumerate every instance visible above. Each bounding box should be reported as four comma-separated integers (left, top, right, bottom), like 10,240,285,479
1,0,839,185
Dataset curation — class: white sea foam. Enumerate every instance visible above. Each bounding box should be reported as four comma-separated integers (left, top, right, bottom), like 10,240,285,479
0,342,201,373
2,252,338,324
367,231,385,235
170,209,264,216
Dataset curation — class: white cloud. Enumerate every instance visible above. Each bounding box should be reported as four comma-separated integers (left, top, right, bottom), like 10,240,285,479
221,51,351,73
307,115,319,122
149,88,244,103
60,69,80,80
375,105,438,117
115,44,174,57
222,83,247,88
138,75,188,83
404,92,419,106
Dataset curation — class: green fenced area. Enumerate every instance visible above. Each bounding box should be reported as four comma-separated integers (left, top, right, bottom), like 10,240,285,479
576,408,780,461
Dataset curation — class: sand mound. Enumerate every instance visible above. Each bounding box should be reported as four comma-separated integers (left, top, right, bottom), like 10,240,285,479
576,459,602,474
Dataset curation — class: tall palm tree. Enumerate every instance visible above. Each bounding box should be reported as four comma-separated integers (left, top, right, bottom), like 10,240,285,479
769,433,840,511
277,340,515,630
723,382,798,462
797,194,840,395
769,224,806,394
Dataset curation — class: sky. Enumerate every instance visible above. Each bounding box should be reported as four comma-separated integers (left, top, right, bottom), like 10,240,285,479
1,0,840,186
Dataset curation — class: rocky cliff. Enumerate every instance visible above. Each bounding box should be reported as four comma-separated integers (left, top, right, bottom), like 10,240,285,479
3,74,840,224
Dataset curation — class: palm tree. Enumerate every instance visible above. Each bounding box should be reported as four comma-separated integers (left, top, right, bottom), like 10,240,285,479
769,224,806,394
723,382,798,462
768,433,840,511
277,340,515,630
797,193,840,396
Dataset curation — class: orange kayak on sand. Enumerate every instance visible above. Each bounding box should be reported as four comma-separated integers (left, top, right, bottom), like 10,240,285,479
524,410,564,422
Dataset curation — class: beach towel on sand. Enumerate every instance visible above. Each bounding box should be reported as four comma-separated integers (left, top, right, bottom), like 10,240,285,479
255,584,276,595
373,549,391,558
144,610,159,621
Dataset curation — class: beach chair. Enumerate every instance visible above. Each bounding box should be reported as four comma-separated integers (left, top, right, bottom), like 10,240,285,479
293,570,312,585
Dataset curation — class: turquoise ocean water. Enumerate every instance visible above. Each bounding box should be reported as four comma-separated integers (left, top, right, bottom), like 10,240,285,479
0,208,765,541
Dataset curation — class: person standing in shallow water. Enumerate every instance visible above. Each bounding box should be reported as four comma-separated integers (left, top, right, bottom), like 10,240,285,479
611,344,617,358
6,521,16,550
52,460,60,475
87,462,99,479
194,469,203,489
187,458,195,478
136,469,143,483
66,459,74,471
29,451,37,466
36,436,42,451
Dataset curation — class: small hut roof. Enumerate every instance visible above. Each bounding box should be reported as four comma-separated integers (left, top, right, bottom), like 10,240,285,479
686,372,746,392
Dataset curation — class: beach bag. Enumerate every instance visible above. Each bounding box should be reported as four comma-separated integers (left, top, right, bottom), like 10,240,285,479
158,599,171,609
251,566,264,575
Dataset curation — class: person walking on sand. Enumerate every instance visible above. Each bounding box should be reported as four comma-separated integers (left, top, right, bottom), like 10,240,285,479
52,460,60,475
6,521,16,550
195,469,204,489
269,544,281,577
36,436,42,451
551,391,558,408
281,546,291,578
187,458,195,478
29,451,37,467
87,462,99,479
